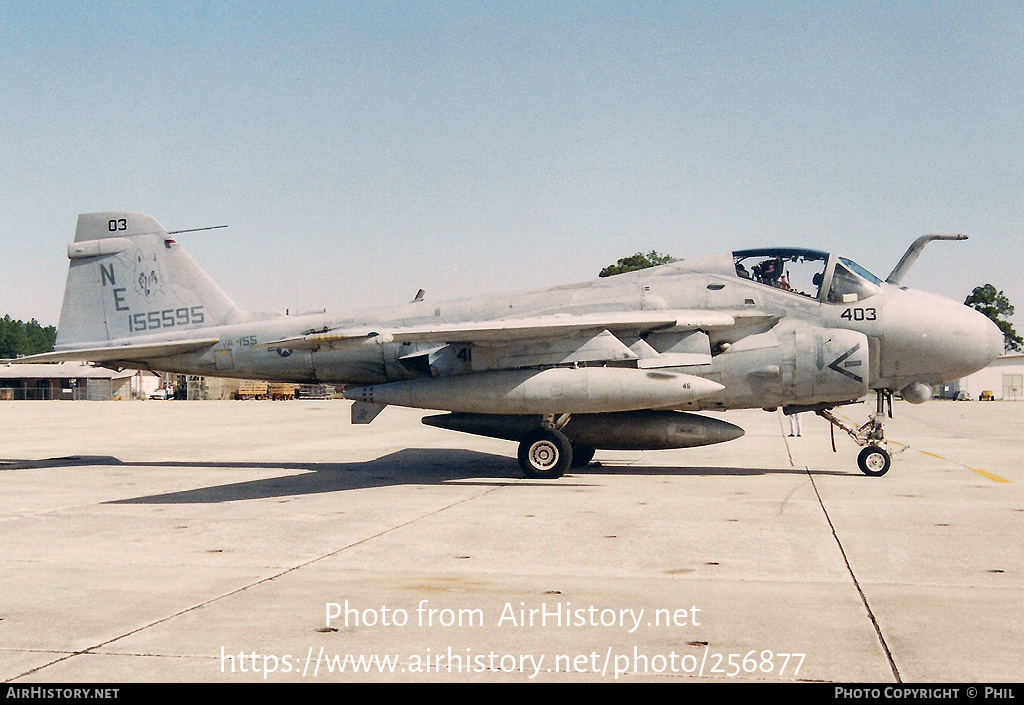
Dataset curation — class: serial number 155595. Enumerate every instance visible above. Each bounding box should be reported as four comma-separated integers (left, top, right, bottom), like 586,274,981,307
128,306,205,333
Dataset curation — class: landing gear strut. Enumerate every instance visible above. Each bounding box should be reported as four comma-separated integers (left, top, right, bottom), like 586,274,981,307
815,390,894,476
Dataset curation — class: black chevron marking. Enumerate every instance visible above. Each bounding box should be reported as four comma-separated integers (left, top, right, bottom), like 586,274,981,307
828,343,863,383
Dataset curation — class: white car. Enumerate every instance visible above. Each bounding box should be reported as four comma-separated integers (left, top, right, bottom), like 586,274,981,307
149,388,173,400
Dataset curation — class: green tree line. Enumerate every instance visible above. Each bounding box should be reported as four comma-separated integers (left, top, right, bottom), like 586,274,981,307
0,316,57,358
598,251,677,278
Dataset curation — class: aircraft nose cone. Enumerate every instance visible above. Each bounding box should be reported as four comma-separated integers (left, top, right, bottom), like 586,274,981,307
883,291,1004,384
976,308,1005,366
943,303,1003,379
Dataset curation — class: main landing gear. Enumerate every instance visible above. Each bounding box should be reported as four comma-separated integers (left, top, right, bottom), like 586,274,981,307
517,414,589,479
518,427,572,479
815,390,894,476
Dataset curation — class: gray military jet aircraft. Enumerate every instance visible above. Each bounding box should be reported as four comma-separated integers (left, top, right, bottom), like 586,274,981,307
14,212,1003,479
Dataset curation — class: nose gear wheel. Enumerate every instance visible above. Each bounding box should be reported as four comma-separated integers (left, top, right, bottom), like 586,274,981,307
858,445,892,476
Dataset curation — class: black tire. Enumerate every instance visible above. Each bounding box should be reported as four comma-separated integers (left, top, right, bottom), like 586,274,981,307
858,445,891,476
570,445,596,467
518,428,573,479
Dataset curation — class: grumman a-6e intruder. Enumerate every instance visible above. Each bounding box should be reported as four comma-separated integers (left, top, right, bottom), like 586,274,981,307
13,212,1003,478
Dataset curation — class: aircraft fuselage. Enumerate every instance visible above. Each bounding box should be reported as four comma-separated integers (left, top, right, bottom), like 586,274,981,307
113,250,1000,414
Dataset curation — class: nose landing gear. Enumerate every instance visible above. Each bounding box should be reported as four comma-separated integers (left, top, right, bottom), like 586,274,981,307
857,445,892,476
816,390,894,476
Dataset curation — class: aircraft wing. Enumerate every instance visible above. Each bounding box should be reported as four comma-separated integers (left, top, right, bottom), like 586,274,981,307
2,338,220,365
262,307,774,362
264,310,745,348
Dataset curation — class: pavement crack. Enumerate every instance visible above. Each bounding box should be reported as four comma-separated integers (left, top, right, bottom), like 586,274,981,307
808,470,901,683
7,482,510,682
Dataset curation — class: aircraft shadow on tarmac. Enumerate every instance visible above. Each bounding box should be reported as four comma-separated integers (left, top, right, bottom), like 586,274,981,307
3,450,849,504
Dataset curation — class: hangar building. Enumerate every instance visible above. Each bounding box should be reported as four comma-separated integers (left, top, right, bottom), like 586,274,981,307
0,362,156,401
941,353,1024,401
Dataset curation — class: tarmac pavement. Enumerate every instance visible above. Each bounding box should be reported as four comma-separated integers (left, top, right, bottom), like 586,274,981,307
0,397,1020,682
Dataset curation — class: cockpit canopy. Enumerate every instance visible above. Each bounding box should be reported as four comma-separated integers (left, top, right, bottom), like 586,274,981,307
733,248,883,304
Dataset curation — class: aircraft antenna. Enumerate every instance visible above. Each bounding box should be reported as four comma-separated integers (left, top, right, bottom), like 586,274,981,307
167,225,229,235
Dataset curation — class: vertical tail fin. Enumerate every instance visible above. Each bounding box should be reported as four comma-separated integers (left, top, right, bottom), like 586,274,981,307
55,212,245,351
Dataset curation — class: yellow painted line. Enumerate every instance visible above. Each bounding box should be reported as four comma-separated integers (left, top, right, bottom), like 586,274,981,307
911,448,1011,484
831,413,1011,484
971,469,1012,484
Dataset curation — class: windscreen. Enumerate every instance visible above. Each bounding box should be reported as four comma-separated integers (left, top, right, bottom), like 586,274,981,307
827,258,882,303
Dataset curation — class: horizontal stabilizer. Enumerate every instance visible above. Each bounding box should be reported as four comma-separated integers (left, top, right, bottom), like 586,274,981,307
4,338,219,365
351,401,387,424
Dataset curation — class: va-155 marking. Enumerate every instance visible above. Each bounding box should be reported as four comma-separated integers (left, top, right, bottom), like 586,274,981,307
12,212,1002,479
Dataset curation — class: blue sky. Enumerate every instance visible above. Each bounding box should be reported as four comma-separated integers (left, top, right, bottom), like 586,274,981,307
2,1,1022,329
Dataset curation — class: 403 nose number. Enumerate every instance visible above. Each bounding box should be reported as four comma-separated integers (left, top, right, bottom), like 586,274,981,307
840,307,877,322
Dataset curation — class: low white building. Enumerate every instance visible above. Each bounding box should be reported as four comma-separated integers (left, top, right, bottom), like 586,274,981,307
944,353,1024,401
0,362,159,400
